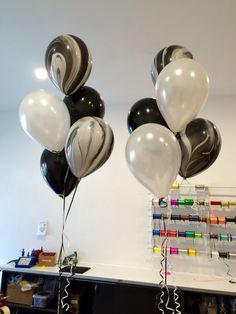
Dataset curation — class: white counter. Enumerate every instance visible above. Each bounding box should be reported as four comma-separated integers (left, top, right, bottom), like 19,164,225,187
1,262,236,295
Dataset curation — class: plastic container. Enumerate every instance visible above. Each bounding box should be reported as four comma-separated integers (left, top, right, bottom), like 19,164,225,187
32,292,53,308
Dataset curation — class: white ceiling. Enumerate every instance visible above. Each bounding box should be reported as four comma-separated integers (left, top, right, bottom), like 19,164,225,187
1,0,236,111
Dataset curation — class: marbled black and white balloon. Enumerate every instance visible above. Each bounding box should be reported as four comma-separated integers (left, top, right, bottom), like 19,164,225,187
45,34,92,95
65,117,114,179
178,118,221,179
151,45,193,85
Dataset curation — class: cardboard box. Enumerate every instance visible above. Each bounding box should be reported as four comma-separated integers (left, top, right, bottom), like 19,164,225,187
38,252,56,266
7,284,38,305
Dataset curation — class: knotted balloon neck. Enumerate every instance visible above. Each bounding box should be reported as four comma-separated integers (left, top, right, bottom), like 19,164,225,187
52,150,62,156
158,197,168,208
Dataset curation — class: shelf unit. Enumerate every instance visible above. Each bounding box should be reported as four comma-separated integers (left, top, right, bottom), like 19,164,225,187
6,302,57,313
152,185,236,259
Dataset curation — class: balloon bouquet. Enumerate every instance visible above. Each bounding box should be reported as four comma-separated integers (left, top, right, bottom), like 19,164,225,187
126,44,222,314
19,34,114,262
126,45,221,199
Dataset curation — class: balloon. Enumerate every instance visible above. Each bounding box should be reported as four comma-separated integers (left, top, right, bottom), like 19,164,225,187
40,149,78,197
65,117,114,179
125,123,181,198
178,118,221,178
127,98,168,133
19,90,70,152
155,58,209,133
151,45,193,85
63,86,105,126
45,34,92,95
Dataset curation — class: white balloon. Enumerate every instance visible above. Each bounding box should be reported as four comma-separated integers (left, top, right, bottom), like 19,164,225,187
155,58,209,133
125,123,181,198
19,90,70,152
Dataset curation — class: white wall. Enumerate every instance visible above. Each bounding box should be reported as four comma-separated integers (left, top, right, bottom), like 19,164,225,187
0,96,236,278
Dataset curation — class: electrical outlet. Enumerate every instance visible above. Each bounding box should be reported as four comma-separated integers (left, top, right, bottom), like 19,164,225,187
37,221,47,236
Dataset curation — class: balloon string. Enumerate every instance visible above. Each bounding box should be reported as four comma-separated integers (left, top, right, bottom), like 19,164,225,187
155,204,178,314
58,169,80,265
156,243,175,314
57,271,63,313
65,180,80,222
156,220,168,312
165,284,175,314
163,235,175,313
174,287,181,313
156,248,165,314
57,168,79,313
221,258,236,284
180,177,191,185
57,189,66,314
61,263,74,311
57,187,66,267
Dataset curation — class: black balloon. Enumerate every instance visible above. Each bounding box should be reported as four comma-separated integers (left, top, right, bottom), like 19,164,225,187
40,149,78,197
63,86,105,126
127,98,168,133
151,45,193,85
178,118,221,178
